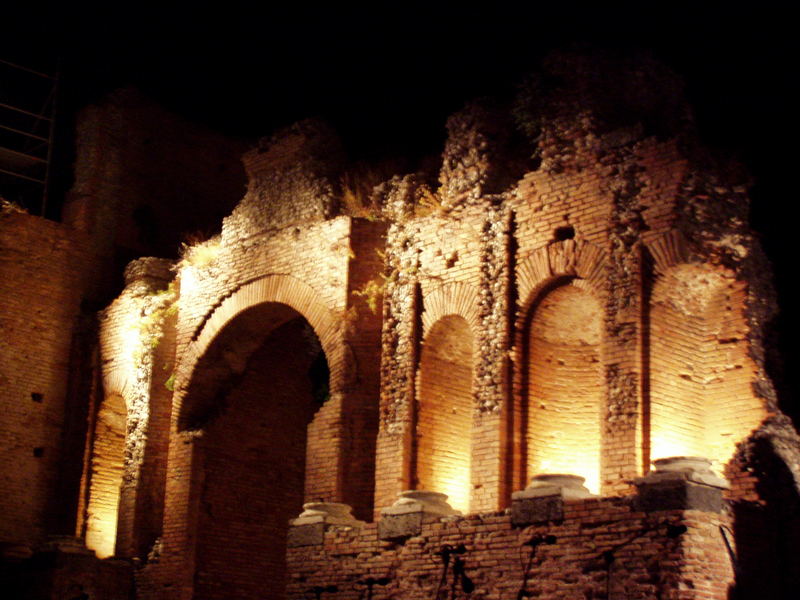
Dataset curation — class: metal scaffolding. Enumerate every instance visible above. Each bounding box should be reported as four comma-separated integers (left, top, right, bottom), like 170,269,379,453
0,58,58,216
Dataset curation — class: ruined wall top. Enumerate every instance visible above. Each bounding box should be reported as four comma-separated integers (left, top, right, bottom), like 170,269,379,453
221,119,346,243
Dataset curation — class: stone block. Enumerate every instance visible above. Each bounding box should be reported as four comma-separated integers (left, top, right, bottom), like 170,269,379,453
633,480,724,513
511,495,564,526
633,457,728,513
287,523,325,547
378,512,424,540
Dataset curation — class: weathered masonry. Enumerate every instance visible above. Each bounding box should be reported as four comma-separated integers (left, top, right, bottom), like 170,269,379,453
2,55,800,599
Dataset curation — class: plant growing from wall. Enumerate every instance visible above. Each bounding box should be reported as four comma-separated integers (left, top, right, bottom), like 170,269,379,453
178,236,221,269
164,371,176,392
353,277,387,314
413,185,444,218
136,281,179,355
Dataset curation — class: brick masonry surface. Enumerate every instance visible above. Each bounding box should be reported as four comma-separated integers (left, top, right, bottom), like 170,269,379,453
3,52,800,600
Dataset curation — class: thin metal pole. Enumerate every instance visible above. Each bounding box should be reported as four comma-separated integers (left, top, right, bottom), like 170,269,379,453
0,166,45,183
0,101,53,122
0,58,56,79
41,65,60,216
0,123,48,142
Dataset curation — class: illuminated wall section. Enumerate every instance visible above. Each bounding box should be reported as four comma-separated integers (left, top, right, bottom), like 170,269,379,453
84,393,126,558
416,315,474,513
525,283,602,494
649,266,765,470
649,268,707,460
702,279,765,465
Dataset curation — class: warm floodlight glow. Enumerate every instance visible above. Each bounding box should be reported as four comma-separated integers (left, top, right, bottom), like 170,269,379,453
426,467,470,515
650,435,701,467
526,284,602,496
649,266,766,475
416,315,474,514
179,265,200,295
84,394,126,559
85,509,119,559
532,458,599,495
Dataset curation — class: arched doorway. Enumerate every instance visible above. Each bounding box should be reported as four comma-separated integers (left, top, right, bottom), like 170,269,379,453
185,303,328,600
415,315,474,513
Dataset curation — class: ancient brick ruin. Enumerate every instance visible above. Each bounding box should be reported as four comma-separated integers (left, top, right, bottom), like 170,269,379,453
2,54,800,599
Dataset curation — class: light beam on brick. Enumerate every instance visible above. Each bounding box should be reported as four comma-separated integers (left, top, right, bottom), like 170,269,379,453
416,315,474,513
525,282,602,494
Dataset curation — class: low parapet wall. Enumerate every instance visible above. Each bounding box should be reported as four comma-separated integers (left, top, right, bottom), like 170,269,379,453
288,485,734,599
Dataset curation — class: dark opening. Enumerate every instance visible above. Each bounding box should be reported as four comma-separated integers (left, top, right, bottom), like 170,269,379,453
193,311,324,600
553,225,575,241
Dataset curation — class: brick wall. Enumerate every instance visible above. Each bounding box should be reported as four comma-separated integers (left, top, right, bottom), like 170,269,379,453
648,265,765,470
83,393,126,558
416,315,474,513
525,283,603,493
63,88,245,264
287,500,734,599
0,211,101,549
72,54,797,599
135,125,385,595
85,258,176,561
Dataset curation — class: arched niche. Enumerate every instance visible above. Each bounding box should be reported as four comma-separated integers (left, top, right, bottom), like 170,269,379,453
648,264,764,469
84,392,126,559
523,280,603,494
187,302,328,600
415,315,474,513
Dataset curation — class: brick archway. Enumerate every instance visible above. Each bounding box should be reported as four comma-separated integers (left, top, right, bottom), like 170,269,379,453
646,262,765,470
643,232,767,471
420,281,480,338
190,315,324,600
174,274,342,431
521,281,603,493
516,240,605,314
154,275,351,599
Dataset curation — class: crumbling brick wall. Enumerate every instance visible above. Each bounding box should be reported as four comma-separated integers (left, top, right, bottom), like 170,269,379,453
75,51,798,600
84,258,176,560
293,52,788,599
126,122,385,599
287,500,735,600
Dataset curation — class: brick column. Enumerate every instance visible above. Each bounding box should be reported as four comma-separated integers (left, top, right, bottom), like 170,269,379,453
373,227,419,518
602,151,647,494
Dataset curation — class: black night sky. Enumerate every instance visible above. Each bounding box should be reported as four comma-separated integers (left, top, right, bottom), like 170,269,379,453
2,2,798,412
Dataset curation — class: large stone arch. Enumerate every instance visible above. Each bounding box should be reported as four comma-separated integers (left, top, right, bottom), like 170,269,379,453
174,274,342,431
152,274,352,599
190,314,326,600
